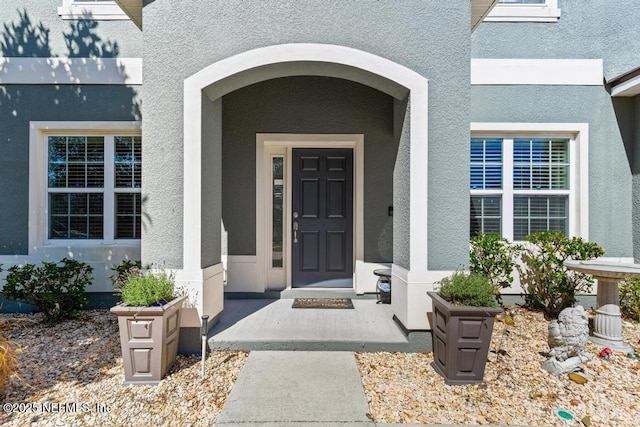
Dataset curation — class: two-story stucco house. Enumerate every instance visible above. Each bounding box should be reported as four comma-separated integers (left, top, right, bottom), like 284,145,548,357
2,0,640,350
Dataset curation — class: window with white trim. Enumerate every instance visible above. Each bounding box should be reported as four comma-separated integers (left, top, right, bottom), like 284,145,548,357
470,136,573,240
58,0,129,21
46,134,141,240
485,0,561,22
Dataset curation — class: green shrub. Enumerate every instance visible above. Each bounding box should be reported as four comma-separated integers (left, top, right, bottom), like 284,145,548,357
117,270,176,307
110,259,143,289
2,258,92,323
437,271,497,308
470,232,521,303
518,231,605,319
619,278,640,321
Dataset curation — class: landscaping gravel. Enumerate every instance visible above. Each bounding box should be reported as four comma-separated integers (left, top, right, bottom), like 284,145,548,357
356,306,640,426
1,306,639,426
0,310,248,427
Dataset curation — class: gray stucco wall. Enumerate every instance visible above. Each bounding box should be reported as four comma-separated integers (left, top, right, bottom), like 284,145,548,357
393,98,411,269
634,95,640,262
201,96,222,267
471,85,633,256
0,85,141,255
472,1,640,258
0,2,142,255
222,76,395,263
472,0,640,80
142,0,471,270
0,1,142,59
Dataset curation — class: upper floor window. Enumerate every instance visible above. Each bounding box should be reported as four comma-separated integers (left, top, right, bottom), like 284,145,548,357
470,127,588,241
47,134,142,240
58,0,130,21
485,0,561,22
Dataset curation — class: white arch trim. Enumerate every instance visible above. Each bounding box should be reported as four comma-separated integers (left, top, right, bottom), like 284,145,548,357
183,43,429,286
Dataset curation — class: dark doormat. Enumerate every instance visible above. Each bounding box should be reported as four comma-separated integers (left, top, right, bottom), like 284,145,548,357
292,298,354,309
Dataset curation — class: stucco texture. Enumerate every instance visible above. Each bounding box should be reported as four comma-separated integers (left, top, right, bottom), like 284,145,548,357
472,0,640,80
634,96,640,262
222,76,395,262
0,85,140,255
0,1,142,255
142,0,470,270
471,85,633,256
0,1,142,59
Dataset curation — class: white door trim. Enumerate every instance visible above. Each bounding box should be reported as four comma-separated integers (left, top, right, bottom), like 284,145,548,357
256,134,364,291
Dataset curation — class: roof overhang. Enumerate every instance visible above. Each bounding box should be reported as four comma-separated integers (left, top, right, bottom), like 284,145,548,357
114,0,142,30
609,67,640,97
114,0,496,33
472,0,498,32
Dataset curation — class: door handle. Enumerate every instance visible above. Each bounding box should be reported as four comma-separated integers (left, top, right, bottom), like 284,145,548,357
293,221,298,244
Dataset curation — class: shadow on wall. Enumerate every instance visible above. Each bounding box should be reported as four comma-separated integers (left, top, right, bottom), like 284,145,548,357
1,9,141,120
611,96,638,174
0,9,143,253
1,9,52,57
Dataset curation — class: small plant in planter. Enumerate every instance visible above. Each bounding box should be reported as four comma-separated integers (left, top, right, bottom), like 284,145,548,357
110,267,186,385
117,270,176,307
110,259,142,291
438,271,498,308
428,272,502,385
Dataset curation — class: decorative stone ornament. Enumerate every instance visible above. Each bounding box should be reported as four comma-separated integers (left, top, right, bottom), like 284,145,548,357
542,305,592,376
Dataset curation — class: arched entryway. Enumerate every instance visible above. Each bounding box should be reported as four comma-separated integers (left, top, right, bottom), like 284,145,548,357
182,43,431,330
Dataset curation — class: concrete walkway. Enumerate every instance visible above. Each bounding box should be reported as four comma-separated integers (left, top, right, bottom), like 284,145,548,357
215,351,516,427
216,351,372,426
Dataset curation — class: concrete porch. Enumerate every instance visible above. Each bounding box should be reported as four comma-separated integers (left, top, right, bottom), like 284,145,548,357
207,290,432,352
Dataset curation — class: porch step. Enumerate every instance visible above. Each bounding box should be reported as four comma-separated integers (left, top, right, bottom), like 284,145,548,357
224,289,375,300
207,298,432,352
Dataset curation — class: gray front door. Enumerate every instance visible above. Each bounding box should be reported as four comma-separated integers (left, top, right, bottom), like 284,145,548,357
291,148,353,287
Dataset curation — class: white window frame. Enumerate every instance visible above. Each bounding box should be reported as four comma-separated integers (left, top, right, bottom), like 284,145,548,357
485,0,561,23
29,121,142,249
470,123,588,241
58,0,130,21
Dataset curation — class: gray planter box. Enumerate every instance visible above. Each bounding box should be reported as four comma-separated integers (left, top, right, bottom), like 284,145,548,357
427,291,501,385
110,296,187,385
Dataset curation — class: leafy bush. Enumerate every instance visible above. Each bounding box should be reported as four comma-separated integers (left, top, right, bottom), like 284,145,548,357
437,271,497,308
470,232,521,303
518,231,605,319
2,259,92,323
0,316,22,396
117,270,176,307
110,259,143,289
619,278,640,321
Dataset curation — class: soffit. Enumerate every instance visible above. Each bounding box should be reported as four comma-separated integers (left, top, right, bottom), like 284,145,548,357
609,67,640,97
114,0,142,30
115,1,496,33
472,0,498,32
